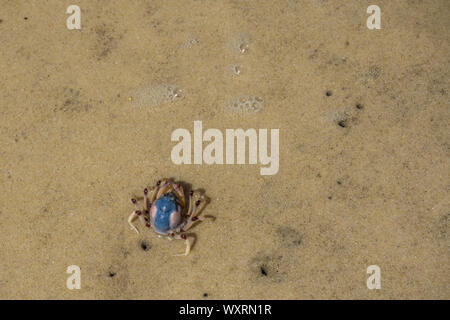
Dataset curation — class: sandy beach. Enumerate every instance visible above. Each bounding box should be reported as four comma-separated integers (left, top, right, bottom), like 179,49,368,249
0,0,448,299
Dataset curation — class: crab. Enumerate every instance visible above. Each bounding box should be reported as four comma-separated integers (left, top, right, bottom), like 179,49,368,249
127,178,206,256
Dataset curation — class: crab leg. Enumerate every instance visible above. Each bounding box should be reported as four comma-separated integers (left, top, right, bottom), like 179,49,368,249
186,190,195,217
150,185,159,204
173,183,186,208
182,199,204,232
148,179,164,203
187,190,206,217
171,233,191,256
156,180,172,199
129,198,150,233
143,188,149,211
127,210,148,234
128,211,140,234
128,210,150,233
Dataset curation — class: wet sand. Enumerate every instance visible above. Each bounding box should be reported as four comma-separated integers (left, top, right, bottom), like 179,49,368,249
0,0,448,299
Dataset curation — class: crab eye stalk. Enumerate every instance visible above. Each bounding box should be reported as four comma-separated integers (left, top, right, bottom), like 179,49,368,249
131,198,137,204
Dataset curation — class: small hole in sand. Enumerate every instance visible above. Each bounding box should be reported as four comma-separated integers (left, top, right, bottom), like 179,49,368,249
260,266,268,276
140,240,150,251
338,120,347,128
